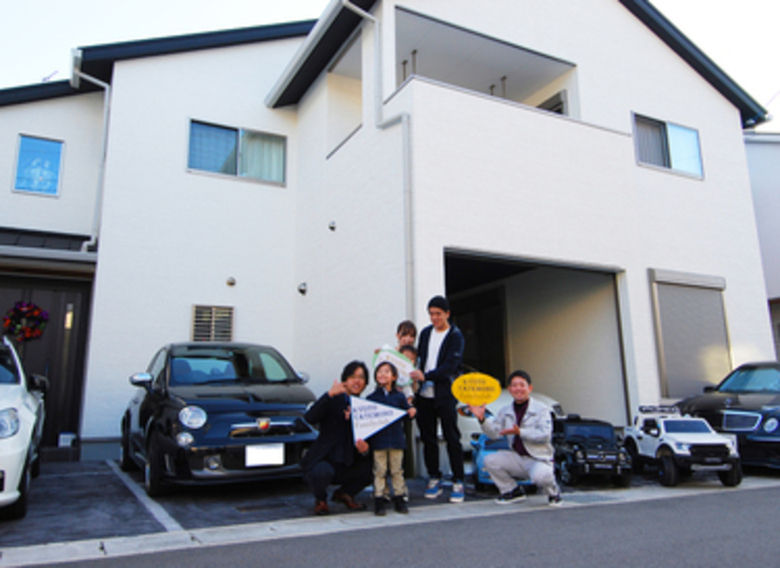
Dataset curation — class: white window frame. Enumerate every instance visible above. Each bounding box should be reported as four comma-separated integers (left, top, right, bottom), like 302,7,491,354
187,120,286,185
633,114,703,179
13,134,65,197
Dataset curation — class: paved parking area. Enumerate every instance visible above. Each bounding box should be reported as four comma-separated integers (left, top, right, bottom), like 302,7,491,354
2,459,779,553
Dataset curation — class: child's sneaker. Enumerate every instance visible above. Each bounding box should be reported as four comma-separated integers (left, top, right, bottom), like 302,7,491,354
374,497,386,516
449,481,465,503
393,495,409,514
495,486,526,504
548,493,563,507
424,478,442,499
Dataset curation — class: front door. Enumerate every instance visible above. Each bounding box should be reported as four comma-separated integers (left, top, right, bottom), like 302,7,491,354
0,276,92,447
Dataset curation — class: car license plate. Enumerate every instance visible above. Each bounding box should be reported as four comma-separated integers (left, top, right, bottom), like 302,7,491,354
245,444,284,467
593,463,613,469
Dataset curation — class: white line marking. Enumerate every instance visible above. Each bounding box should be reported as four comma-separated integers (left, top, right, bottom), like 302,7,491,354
105,460,184,533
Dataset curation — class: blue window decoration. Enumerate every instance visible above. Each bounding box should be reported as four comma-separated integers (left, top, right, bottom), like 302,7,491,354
15,135,63,195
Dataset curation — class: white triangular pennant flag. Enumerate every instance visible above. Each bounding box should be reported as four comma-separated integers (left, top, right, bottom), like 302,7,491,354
350,395,407,442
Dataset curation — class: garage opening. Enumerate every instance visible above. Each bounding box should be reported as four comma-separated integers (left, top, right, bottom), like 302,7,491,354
445,250,629,425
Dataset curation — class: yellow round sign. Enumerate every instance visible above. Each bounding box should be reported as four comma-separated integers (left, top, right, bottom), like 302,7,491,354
451,373,502,406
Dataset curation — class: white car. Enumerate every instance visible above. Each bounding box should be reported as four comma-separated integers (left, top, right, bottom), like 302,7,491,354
623,405,741,487
457,390,564,452
0,336,47,520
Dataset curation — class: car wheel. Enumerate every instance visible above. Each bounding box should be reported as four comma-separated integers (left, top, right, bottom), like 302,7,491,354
144,437,168,497
559,457,579,486
1,461,31,520
718,463,743,487
30,453,41,479
120,419,136,472
624,439,643,473
658,453,679,487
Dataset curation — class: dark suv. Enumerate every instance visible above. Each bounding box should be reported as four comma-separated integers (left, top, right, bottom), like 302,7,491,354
553,415,631,487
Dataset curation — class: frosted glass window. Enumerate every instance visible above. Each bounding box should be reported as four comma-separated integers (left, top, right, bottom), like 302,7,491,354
15,135,63,195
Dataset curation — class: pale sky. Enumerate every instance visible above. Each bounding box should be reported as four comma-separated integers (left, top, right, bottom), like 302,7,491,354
1,0,778,131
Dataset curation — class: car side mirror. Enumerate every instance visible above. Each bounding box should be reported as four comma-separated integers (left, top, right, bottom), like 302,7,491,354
30,374,49,393
703,385,716,393
129,372,153,390
297,372,310,384
647,427,659,437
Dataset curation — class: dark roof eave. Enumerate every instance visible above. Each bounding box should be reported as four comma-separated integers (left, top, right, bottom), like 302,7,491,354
79,20,317,84
620,0,768,128
0,80,81,108
269,0,378,108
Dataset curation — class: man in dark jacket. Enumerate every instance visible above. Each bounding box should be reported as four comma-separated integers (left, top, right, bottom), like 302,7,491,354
301,361,373,515
410,295,466,503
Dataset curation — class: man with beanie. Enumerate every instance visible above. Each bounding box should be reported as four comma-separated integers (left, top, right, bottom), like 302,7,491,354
410,295,466,502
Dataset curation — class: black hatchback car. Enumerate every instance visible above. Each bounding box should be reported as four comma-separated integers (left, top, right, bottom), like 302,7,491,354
553,415,631,487
120,342,317,496
676,362,780,469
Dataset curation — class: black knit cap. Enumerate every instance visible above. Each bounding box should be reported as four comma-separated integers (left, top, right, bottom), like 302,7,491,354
427,295,450,312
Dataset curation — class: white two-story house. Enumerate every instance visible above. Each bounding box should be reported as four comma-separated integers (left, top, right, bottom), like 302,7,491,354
0,0,773,457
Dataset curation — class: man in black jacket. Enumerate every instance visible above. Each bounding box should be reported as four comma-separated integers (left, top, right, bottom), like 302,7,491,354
410,295,466,503
301,361,373,515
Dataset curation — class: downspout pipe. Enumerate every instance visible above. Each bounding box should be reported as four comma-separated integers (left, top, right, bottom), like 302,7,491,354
71,50,111,253
342,0,416,320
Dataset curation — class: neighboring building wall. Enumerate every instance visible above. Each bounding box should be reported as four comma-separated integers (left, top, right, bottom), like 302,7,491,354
81,38,306,437
745,132,780,359
0,93,104,236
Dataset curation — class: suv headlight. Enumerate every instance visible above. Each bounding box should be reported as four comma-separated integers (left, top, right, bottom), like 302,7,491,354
0,408,20,438
763,417,779,433
179,406,207,429
674,442,690,453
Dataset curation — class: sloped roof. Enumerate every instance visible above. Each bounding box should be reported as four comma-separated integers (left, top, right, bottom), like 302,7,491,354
0,0,768,127
0,20,315,107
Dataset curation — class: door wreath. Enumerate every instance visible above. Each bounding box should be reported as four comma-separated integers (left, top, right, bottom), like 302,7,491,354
2,301,49,343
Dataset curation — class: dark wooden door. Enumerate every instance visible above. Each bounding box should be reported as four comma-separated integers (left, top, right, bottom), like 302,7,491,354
0,277,92,447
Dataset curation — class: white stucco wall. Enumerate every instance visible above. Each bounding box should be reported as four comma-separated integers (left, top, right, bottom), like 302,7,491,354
81,39,306,437
0,92,104,236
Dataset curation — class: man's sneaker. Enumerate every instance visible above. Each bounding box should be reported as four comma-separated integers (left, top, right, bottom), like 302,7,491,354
449,481,465,503
495,486,526,505
548,493,563,507
424,478,442,499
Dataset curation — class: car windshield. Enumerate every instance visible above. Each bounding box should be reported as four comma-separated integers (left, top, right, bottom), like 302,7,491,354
718,367,780,393
564,423,615,441
663,419,712,434
168,345,299,386
0,347,20,384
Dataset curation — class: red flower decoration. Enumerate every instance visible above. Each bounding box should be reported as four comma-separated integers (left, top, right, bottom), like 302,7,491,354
2,301,49,343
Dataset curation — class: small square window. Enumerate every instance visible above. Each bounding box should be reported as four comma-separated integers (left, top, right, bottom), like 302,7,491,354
634,115,702,178
14,135,64,195
188,121,285,184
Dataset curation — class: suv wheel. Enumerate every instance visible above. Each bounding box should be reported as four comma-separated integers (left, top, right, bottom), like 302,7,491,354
718,463,742,487
658,453,679,487
559,457,579,486
625,439,643,473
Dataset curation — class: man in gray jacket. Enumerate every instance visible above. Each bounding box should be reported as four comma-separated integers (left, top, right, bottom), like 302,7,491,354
469,370,562,506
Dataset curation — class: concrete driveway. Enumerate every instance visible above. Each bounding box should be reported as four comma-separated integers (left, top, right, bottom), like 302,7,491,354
2,459,780,567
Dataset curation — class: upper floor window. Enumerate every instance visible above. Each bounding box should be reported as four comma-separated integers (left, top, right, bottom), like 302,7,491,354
14,135,63,196
187,121,285,184
634,115,703,178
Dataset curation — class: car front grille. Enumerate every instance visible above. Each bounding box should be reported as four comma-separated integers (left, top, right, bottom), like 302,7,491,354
689,444,730,460
230,417,312,438
585,451,618,462
722,411,762,432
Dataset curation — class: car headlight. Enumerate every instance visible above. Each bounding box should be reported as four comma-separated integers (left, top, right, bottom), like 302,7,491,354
179,406,207,429
674,442,690,452
574,449,584,461
176,432,195,447
763,417,779,433
618,451,627,464
0,408,20,438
